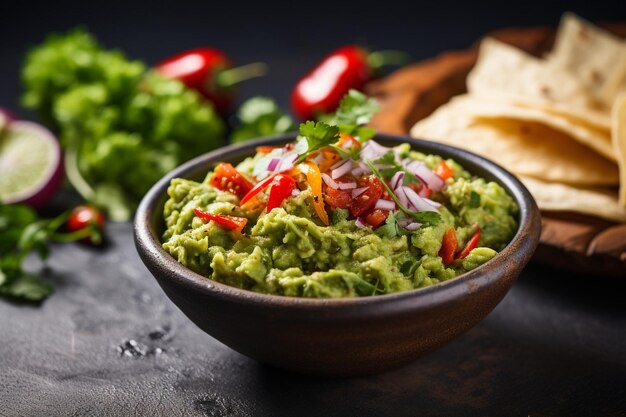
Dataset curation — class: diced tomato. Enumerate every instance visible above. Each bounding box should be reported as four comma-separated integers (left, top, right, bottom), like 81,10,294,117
456,227,481,260
210,163,254,199
365,209,389,228
193,208,247,233
409,182,432,199
256,145,279,154
322,175,354,210
439,227,458,265
435,160,454,181
266,174,296,212
240,174,277,206
350,175,384,217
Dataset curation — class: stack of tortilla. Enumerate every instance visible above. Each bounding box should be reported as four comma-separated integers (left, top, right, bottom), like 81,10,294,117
411,13,626,223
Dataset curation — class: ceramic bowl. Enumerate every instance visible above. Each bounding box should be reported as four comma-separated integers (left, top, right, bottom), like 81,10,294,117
134,133,541,377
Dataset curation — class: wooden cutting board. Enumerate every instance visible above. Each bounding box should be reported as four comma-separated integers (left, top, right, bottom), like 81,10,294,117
365,24,626,277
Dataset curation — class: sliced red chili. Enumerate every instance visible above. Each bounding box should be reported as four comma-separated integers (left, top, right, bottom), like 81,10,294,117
210,163,254,199
439,227,458,265
193,208,247,233
456,228,481,260
239,174,277,206
266,174,296,213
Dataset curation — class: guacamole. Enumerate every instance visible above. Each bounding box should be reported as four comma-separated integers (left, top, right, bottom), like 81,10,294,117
161,137,518,298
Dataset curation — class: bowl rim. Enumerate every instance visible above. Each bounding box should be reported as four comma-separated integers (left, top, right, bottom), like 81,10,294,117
134,132,541,311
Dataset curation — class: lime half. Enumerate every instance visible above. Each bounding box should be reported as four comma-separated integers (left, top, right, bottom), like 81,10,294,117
0,121,63,206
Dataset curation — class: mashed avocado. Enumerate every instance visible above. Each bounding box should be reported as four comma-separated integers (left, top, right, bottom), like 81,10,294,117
161,142,518,298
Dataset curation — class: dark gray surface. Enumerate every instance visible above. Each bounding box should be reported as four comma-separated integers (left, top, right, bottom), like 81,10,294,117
1,222,625,417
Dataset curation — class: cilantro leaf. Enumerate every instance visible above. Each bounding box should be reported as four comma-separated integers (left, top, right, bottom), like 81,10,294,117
469,191,481,208
326,89,380,126
295,121,340,163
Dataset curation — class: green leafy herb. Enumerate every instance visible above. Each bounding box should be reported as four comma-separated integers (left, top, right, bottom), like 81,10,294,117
374,151,419,183
295,121,340,163
230,97,295,143
364,159,442,226
322,89,379,127
21,28,226,220
0,204,101,303
469,191,481,208
375,212,408,239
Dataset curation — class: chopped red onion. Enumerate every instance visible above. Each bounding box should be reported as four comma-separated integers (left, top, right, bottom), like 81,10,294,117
267,157,280,171
394,185,410,208
291,189,301,197
397,218,412,227
338,182,357,190
405,222,422,231
294,138,308,154
341,140,353,149
351,166,369,176
389,171,405,189
424,198,442,208
375,199,396,210
331,159,352,179
403,186,439,212
351,186,368,198
276,153,297,172
330,158,347,170
312,152,325,165
410,162,444,192
355,217,367,228
321,173,339,189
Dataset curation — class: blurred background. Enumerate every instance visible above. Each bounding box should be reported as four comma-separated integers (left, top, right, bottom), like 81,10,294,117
2,0,624,119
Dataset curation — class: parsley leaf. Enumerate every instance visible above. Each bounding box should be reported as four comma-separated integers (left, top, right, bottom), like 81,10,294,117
295,121,340,164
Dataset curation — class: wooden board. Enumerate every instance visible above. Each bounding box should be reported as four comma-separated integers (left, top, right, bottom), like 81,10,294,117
365,24,626,277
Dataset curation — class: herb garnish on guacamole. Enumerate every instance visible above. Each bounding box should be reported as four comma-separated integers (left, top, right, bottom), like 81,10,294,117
161,92,518,298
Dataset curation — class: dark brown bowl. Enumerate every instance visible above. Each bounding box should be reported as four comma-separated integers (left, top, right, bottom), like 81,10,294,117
134,133,541,377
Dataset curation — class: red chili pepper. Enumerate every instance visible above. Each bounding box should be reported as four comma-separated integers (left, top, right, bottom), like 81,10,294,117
193,208,247,233
240,174,278,206
291,45,408,120
456,228,481,260
266,175,296,213
439,227,458,265
155,48,267,114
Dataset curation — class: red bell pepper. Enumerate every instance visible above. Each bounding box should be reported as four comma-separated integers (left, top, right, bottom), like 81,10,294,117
239,174,278,206
435,160,454,181
193,208,247,233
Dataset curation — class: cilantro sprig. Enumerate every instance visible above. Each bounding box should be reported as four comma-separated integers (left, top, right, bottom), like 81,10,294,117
295,121,340,164
0,204,102,303
318,89,378,141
